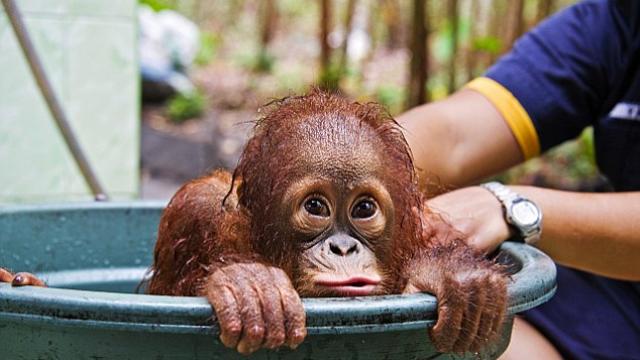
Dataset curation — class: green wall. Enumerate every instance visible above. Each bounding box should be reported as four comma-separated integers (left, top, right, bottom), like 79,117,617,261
0,0,139,203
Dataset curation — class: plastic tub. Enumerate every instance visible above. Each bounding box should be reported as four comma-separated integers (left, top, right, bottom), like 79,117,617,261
0,202,556,359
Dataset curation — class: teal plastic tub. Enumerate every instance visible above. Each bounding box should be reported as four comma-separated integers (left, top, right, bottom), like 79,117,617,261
0,203,556,359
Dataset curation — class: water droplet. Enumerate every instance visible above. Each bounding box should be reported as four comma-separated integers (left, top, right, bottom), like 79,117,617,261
134,258,141,265
45,245,52,252
103,260,110,266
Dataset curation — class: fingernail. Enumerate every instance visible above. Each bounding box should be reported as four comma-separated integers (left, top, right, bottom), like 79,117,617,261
13,275,23,284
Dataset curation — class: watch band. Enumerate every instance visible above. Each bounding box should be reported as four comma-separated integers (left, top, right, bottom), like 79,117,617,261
480,181,542,245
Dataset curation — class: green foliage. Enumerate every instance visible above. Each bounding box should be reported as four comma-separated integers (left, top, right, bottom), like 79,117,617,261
433,19,471,62
579,127,596,164
253,50,276,73
472,36,503,55
167,90,206,123
318,64,343,91
139,0,175,11
234,50,276,74
195,32,220,66
374,85,404,115
275,71,306,94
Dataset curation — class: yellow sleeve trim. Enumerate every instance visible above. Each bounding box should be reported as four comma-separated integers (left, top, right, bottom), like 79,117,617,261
465,77,540,160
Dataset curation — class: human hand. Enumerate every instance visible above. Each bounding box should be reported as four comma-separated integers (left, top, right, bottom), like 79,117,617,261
426,186,512,253
204,262,306,355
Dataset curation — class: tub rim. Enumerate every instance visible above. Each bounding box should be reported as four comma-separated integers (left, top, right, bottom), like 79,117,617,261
0,202,556,335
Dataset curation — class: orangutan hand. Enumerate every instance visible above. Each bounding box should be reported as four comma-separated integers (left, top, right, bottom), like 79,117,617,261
203,262,306,355
403,251,508,354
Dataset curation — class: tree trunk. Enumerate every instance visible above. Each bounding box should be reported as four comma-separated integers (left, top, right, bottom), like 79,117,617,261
535,0,555,24
488,0,504,63
339,0,357,74
320,0,333,73
465,0,479,82
260,0,277,49
381,0,403,49
446,0,459,94
406,0,429,108
503,0,525,51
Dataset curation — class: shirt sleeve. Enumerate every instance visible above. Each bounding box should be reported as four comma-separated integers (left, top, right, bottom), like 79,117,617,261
466,0,636,158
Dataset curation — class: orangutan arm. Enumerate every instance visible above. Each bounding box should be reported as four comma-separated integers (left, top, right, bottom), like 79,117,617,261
147,170,306,355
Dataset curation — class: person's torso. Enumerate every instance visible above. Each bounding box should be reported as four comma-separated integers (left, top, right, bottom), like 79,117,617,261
594,33,640,191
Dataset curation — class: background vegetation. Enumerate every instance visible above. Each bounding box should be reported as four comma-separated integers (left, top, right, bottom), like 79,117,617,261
142,0,608,191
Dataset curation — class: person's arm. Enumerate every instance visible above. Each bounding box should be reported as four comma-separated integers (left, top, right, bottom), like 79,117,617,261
398,89,523,194
518,187,640,281
427,185,640,281
402,86,640,280
398,1,640,280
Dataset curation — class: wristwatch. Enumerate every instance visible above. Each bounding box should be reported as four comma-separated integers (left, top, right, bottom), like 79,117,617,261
480,182,542,245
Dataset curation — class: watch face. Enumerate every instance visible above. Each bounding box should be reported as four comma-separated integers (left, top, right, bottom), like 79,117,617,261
511,200,540,227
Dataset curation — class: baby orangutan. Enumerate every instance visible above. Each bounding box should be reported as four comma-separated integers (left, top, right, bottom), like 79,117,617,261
0,90,507,356
147,90,508,355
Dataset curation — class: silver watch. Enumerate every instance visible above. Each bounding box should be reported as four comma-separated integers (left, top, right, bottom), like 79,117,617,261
480,182,542,245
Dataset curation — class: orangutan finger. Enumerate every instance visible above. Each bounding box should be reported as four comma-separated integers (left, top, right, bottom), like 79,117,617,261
489,276,508,342
247,266,286,349
0,268,13,283
232,270,266,355
452,278,486,352
11,272,46,287
271,268,306,349
208,282,242,349
430,279,466,353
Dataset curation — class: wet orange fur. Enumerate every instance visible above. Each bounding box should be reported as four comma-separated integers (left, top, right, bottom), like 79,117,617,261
146,90,507,354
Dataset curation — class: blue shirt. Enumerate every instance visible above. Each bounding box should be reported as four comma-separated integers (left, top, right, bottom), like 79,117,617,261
467,1,640,357
481,0,640,191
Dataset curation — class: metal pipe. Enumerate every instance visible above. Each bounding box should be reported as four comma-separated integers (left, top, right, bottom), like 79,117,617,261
2,0,109,201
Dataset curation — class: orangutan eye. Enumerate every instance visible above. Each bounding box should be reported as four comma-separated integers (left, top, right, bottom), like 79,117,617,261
304,198,330,217
352,199,377,219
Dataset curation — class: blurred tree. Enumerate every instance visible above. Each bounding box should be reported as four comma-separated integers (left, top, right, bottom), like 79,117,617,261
255,0,278,73
535,0,556,24
319,0,339,89
260,0,278,51
320,0,332,72
406,0,429,108
465,0,479,82
339,0,357,76
488,0,506,62
503,0,525,51
381,0,403,49
446,0,459,94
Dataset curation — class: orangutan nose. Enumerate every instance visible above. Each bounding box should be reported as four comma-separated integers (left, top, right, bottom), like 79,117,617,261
328,235,360,256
